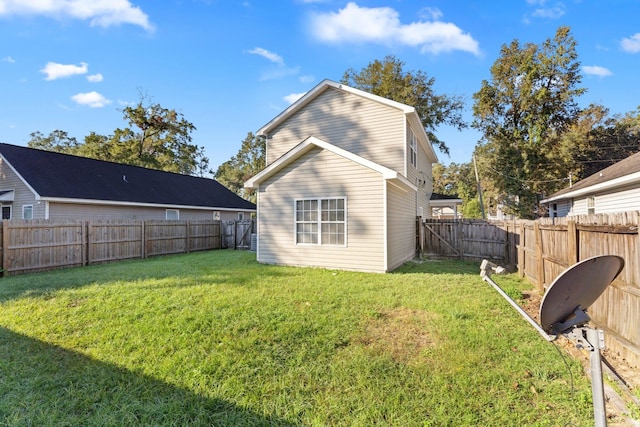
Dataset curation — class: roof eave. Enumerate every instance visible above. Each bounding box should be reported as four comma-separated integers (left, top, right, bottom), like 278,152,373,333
541,171,640,203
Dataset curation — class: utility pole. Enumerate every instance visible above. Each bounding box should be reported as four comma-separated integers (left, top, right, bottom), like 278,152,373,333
473,155,486,219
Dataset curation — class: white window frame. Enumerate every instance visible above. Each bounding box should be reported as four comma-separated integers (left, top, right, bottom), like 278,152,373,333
166,209,179,220
408,128,417,167
22,204,33,220
586,196,595,215
213,211,221,220
294,197,347,246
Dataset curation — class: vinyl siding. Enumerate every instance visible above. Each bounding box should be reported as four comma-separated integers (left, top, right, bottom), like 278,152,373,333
0,157,45,219
48,203,251,221
569,184,640,216
387,182,417,270
267,88,405,174
257,147,387,273
406,121,433,218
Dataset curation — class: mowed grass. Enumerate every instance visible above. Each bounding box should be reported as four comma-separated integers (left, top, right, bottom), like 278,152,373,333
0,250,593,426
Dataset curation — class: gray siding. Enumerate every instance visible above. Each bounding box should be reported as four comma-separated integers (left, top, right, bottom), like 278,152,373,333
267,88,405,174
406,121,433,218
48,203,252,221
257,147,387,272
0,157,45,219
387,182,417,270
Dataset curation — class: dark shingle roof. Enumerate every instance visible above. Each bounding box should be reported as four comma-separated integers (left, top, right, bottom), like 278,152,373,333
430,192,461,200
546,151,640,199
0,143,255,211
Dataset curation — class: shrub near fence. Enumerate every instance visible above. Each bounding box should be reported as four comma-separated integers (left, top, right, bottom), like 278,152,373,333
420,213,640,368
0,219,226,276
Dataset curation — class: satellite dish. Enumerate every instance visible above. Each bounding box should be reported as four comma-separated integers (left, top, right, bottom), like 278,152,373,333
539,255,624,335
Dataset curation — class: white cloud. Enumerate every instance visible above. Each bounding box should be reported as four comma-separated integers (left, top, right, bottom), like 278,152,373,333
621,33,640,53
0,0,154,31
2,56,15,63
284,92,306,104
71,91,111,108
248,47,284,66
87,73,104,82
310,2,480,55
530,6,565,19
583,65,612,77
40,61,88,80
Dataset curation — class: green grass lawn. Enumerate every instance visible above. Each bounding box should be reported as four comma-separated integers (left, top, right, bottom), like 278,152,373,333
0,250,594,426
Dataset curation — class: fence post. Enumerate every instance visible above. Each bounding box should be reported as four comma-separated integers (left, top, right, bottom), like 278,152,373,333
2,220,7,275
534,222,544,292
567,220,578,265
457,221,464,260
518,221,525,278
84,221,89,266
186,220,191,253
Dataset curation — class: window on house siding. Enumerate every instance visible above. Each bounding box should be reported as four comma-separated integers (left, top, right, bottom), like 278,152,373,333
587,196,595,215
238,212,244,220
166,209,179,220
295,198,346,245
23,205,33,220
1,206,11,220
408,128,417,167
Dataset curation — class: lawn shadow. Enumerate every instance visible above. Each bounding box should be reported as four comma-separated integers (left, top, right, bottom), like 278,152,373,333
0,327,299,426
391,258,481,275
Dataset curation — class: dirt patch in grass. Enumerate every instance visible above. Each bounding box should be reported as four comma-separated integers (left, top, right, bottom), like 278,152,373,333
357,308,435,364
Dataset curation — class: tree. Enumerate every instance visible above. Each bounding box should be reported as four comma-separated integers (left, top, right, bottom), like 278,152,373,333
27,96,209,176
472,26,585,218
341,55,466,155
215,132,266,203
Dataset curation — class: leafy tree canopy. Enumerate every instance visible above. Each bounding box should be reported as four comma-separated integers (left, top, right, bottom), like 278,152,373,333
28,95,210,177
215,132,265,203
341,55,467,156
472,26,585,218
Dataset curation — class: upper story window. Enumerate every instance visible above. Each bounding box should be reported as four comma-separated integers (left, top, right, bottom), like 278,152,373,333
295,197,346,246
408,128,417,167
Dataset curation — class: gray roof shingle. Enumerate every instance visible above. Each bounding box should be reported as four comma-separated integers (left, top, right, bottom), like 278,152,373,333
0,143,256,211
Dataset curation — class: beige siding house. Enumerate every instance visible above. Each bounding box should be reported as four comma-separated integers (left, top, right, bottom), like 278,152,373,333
0,143,256,221
245,80,438,273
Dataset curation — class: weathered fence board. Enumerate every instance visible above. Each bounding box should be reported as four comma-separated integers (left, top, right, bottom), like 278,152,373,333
0,219,240,275
419,212,640,368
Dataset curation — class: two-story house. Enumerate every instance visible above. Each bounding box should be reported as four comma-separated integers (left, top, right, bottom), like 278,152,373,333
245,80,438,273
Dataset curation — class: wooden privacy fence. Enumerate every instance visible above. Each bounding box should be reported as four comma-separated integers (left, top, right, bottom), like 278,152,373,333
419,213,640,368
0,219,256,276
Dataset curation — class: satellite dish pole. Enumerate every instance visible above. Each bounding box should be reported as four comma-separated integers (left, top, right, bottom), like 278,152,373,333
480,256,625,427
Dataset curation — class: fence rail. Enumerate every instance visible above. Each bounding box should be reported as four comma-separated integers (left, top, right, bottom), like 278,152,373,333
419,213,640,368
0,218,255,275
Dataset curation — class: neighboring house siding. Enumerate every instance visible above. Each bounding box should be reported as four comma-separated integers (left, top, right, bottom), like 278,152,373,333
257,147,386,272
47,203,250,221
0,158,44,219
267,88,405,174
386,183,417,271
570,185,640,216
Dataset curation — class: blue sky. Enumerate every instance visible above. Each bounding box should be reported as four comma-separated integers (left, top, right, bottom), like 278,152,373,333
1,1,639,171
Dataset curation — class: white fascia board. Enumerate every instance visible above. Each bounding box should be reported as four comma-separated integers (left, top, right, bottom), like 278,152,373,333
430,199,463,207
406,112,438,163
40,197,256,212
245,136,417,191
0,154,41,199
541,171,640,203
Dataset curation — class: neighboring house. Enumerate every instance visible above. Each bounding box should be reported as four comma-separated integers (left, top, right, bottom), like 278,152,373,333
540,151,640,217
430,193,463,219
0,143,256,221
245,79,439,273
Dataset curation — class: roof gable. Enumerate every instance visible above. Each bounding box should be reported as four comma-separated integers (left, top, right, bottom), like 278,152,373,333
257,79,438,163
245,136,416,191
0,143,256,211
